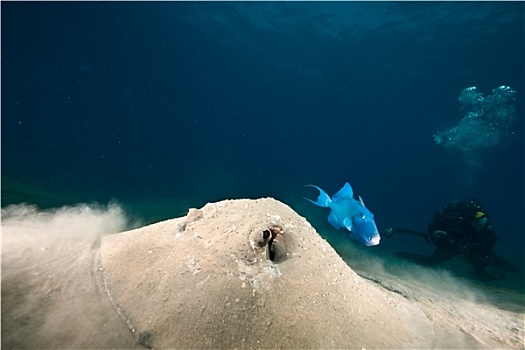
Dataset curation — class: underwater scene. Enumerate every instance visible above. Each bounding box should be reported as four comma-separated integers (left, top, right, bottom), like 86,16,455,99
2,2,524,348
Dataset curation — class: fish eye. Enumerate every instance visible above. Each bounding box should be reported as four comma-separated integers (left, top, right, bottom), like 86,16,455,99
360,214,365,219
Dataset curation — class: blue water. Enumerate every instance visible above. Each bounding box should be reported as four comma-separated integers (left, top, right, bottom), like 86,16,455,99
2,2,524,289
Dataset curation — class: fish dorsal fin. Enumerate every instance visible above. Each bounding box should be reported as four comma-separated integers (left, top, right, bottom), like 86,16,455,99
333,182,354,201
358,195,365,207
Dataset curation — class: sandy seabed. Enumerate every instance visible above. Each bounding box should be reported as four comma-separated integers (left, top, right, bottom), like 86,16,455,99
2,198,524,349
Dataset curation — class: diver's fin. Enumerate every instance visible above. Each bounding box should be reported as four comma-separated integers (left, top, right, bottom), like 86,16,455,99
492,255,518,272
304,185,332,208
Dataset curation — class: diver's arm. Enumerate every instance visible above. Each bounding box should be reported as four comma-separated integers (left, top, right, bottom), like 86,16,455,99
382,227,430,239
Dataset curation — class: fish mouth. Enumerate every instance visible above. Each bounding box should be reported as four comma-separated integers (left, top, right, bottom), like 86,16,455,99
369,233,381,246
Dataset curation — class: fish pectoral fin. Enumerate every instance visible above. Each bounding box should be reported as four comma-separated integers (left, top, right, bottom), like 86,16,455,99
342,217,353,232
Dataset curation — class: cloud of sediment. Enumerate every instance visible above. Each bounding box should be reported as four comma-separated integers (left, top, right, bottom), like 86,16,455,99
1,201,136,237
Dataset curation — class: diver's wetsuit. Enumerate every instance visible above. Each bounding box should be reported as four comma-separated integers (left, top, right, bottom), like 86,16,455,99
427,200,498,280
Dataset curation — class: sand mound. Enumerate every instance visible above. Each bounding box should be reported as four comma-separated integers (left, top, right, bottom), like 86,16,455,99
100,198,433,348
2,198,523,349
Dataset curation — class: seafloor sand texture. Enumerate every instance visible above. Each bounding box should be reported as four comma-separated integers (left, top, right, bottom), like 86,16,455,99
2,198,524,349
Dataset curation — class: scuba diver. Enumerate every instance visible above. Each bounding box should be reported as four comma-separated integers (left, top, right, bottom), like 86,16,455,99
384,199,516,281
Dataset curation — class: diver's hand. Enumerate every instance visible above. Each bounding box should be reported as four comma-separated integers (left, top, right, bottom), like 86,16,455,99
431,230,453,245
383,228,395,238
432,230,447,239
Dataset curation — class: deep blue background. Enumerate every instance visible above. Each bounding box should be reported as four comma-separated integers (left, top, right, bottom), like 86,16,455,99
2,2,524,283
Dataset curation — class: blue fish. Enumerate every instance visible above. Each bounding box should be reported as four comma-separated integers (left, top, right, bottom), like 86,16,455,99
304,182,380,246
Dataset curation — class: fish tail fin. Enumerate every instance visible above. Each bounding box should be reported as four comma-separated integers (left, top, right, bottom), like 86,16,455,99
304,185,332,208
